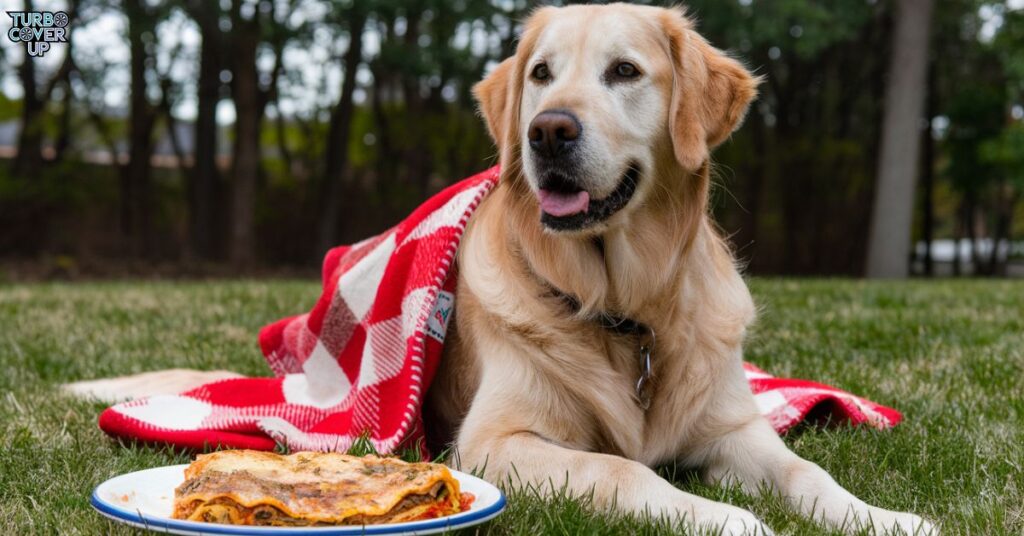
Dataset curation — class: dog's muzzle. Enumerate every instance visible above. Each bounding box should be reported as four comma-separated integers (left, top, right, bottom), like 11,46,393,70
538,164,641,232
526,110,640,231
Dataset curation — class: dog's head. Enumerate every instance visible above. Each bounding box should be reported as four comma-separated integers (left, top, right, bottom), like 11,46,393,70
474,4,759,234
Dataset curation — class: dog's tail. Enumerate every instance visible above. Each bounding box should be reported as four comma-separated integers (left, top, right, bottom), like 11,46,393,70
63,369,244,403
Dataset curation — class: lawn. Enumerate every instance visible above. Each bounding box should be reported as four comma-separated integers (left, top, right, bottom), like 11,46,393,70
0,279,1021,535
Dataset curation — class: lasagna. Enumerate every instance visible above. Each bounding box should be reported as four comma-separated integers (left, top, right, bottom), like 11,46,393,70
173,450,472,526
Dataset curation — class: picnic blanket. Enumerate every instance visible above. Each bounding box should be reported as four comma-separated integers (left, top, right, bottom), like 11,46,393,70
98,166,901,454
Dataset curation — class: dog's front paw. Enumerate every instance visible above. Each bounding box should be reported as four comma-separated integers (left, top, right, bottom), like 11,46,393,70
868,509,937,535
701,507,774,536
718,517,774,536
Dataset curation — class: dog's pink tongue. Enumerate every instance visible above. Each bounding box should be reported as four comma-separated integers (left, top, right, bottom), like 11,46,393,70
538,189,590,217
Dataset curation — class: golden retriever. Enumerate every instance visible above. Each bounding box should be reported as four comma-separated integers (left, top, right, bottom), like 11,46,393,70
425,4,935,535
68,4,935,534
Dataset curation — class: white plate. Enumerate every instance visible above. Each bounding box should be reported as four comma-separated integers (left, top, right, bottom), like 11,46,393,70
91,464,506,535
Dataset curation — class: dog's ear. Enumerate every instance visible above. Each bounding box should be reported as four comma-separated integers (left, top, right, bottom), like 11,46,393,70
661,10,760,170
473,57,516,152
473,7,553,164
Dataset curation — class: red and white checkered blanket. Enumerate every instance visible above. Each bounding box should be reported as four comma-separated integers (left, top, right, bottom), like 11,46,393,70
99,166,901,454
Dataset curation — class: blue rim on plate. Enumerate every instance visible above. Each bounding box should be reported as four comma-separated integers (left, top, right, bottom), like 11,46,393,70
91,465,506,536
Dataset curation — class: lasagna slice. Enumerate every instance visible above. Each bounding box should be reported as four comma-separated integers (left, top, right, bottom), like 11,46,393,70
173,450,471,526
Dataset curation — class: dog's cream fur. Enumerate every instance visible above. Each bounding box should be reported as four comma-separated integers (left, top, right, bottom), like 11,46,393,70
67,4,935,535
427,5,933,535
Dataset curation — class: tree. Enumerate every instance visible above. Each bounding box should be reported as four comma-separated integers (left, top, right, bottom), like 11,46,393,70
183,0,224,261
978,125,1024,275
865,0,936,278
969,5,1024,276
316,2,368,257
226,0,292,265
690,0,891,274
10,0,79,177
121,0,165,257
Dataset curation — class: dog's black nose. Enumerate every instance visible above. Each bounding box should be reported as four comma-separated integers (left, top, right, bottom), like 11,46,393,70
528,110,581,158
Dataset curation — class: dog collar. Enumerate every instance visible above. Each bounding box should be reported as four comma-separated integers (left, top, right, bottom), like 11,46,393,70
551,289,656,411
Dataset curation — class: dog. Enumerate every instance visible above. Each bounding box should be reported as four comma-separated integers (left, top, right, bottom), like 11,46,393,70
68,4,935,534
425,4,934,535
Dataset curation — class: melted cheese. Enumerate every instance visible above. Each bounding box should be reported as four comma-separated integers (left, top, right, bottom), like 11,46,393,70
173,450,463,525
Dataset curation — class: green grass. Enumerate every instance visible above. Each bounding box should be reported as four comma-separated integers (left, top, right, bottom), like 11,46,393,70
0,279,1021,535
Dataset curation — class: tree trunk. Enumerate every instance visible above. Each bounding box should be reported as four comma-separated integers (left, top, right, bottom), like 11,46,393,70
53,77,73,162
188,0,222,261
919,62,937,277
15,0,79,170
987,186,1018,277
997,194,1019,277
952,200,964,276
371,62,394,194
11,0,43,178
865,0,935,278
273,98,294,179
316,10,368,257
398,6,434,198
227,11,263,265
124,0,158,257
739,116,768,270
965,194,982,275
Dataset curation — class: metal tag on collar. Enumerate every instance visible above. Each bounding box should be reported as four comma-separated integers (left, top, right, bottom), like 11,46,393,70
634,327,655,410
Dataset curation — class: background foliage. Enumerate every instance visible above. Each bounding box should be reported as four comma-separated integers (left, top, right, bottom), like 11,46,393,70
1,0,1022,276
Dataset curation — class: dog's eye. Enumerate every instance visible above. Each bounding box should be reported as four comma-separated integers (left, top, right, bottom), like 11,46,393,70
614,62,640,79
531,62,551,82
